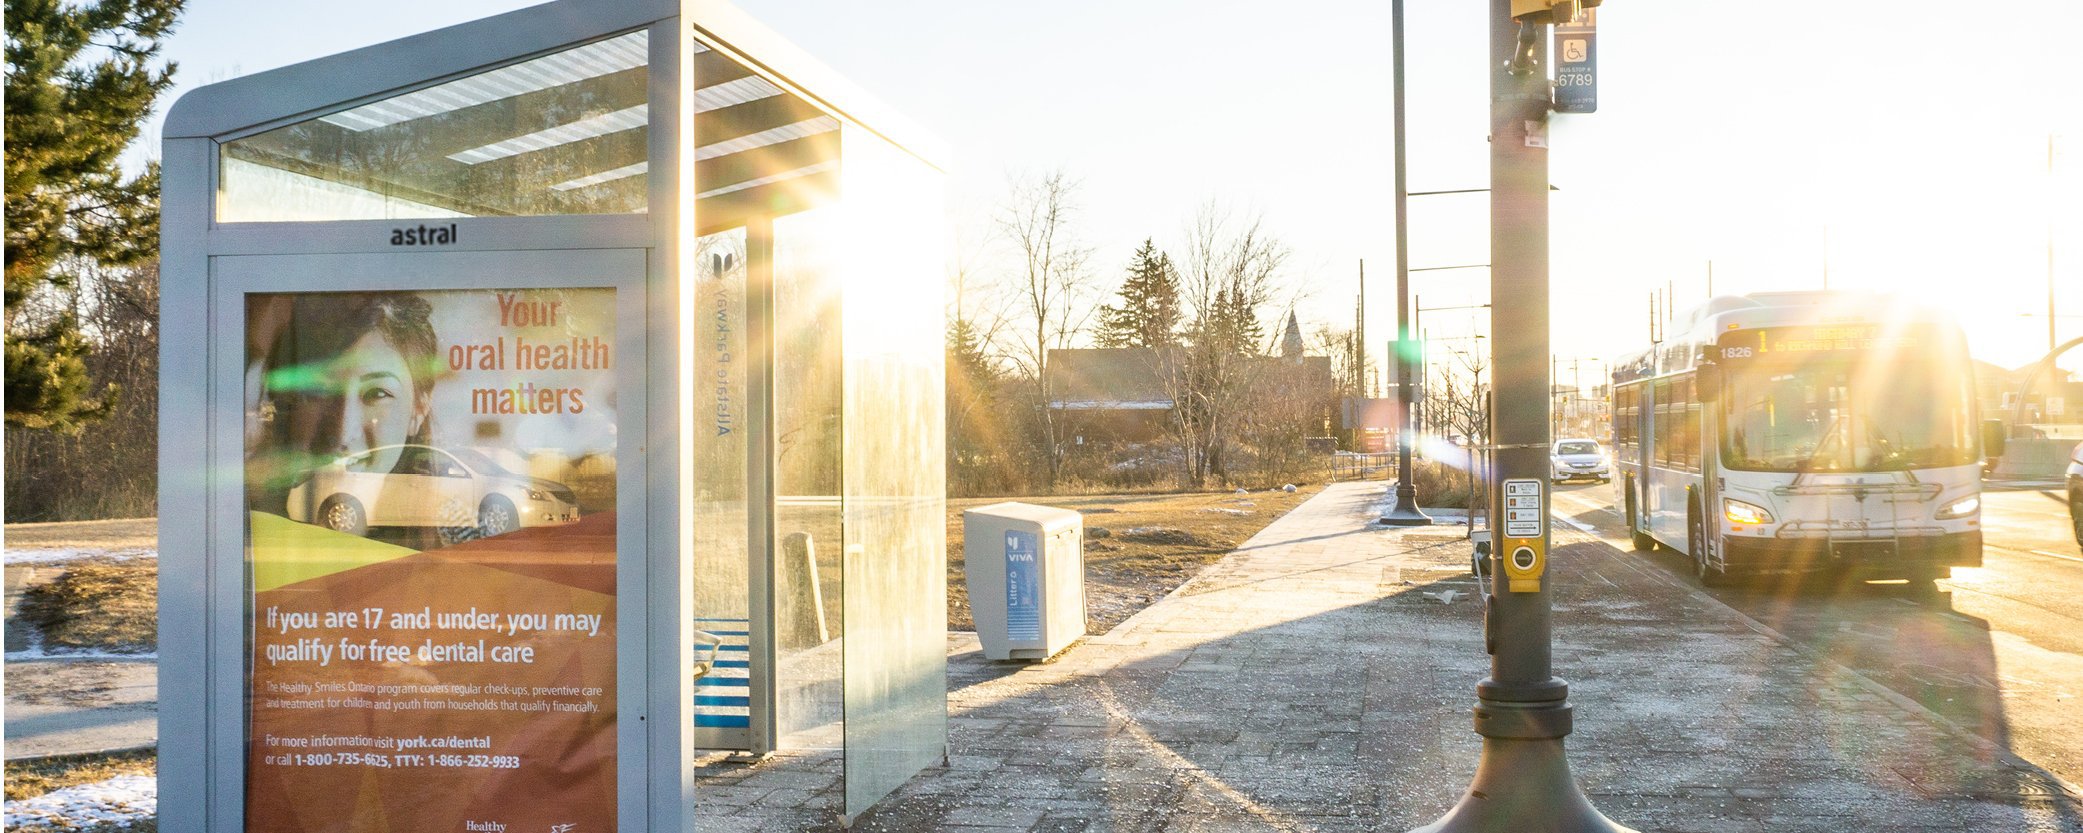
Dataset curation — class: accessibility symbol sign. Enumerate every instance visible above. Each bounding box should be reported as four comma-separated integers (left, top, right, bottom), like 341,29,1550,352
1553,9,1597,114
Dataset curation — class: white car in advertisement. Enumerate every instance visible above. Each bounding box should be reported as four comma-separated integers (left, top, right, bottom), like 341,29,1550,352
288,444,581,539
1551,438,1611,484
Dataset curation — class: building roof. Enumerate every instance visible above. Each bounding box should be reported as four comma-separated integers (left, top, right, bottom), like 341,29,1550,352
1281,312,1304,359
1048,347,1336,412
1049,348,1173,409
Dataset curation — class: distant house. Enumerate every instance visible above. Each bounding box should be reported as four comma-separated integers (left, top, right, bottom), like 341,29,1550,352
1045,314,1338,446
1047,347,1174,444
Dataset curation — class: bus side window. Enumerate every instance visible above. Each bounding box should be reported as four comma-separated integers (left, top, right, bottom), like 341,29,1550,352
1625,384,1640,460
1612,386,1628,454
1682,376,1701,472
1673,376,1693,471
1653,379,1671,467
1626,385,1641,457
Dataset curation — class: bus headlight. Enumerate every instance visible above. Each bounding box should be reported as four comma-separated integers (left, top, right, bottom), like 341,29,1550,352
1934,495,1979,520
1724,498,1773,525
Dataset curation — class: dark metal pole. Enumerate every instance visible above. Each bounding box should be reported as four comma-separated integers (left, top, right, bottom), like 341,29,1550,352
1408,3,1630,830
1381,0,1433,526
1414,297,1424,438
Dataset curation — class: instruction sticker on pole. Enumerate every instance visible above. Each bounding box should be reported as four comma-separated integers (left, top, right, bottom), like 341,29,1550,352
1501,478,1547,592
1503,479,1545,538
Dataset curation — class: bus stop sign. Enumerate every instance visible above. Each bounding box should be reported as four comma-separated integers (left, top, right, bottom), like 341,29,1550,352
1553,9,1597,114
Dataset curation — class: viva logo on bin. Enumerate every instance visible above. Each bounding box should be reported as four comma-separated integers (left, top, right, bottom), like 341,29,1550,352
1004,530,1042,641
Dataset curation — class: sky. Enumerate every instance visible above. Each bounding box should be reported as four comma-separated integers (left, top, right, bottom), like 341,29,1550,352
138,0,2083,380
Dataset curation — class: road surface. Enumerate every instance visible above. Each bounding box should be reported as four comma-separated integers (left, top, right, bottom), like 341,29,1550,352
1552,482,2083,791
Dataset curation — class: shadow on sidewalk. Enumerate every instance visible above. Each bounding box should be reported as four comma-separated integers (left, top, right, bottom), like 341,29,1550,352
1580,539,2083,832
697,535,2083,831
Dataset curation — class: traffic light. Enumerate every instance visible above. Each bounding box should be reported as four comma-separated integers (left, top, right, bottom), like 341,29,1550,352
1511,0,1600,23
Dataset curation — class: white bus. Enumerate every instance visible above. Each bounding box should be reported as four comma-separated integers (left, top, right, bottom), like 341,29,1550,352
1610,291,1994,587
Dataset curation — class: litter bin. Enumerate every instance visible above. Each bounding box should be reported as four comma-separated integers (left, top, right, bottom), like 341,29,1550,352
964,502,1087,661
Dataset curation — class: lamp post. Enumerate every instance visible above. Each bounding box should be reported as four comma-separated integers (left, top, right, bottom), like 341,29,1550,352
1380,0,1432,526
1374,0,1548,528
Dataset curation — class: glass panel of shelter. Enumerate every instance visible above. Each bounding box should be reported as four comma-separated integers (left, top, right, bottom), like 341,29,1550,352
683,37,949,820
685,37,846,759
218,30,652,222
833,128,949,818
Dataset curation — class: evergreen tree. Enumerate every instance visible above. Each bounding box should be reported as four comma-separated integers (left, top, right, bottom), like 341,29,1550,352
1198,287,1262,357
945,316,1003,485
5,0,184,431
947,317,1001,397
1094,239,1181,349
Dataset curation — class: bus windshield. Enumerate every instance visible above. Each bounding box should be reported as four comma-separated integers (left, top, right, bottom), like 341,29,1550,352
1720,354,1977,472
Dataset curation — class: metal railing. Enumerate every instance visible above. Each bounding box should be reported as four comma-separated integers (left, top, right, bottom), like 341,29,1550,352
1331,451,1398,481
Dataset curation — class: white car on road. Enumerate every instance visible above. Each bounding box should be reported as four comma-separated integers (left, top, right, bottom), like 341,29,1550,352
287,444,580,539
1551,438,1611,484
2068,440,2082,548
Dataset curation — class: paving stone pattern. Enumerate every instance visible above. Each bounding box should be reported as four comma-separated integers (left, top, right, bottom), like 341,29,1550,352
693,482,2083,832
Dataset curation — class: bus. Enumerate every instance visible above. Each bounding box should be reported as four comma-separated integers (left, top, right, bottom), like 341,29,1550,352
1610,291,1993,588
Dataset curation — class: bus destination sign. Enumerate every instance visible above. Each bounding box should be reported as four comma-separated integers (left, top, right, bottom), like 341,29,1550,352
1717,324,1919,362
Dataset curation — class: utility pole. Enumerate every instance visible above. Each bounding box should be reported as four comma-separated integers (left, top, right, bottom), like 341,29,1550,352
1646,292,1658,343
1381,0,1432,526
1407,1,1630,830
1359,259,1369,396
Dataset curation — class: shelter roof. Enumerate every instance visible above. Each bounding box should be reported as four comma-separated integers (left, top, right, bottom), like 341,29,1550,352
164,0,946,170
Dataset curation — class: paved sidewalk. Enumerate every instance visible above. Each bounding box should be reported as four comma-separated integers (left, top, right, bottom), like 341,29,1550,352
4,560,159,760
3,658,157,760
695,481,2083,832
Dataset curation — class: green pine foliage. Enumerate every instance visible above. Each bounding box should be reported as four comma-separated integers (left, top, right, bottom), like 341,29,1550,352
4,0,184,432
1200,287,1262,357
1094,239,1182,349
947,316,1024,494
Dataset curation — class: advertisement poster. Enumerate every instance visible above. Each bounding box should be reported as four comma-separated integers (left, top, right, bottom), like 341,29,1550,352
243,288,618,833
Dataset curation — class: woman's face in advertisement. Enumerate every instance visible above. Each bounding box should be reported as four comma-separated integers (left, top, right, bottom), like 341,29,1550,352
330,331,420,472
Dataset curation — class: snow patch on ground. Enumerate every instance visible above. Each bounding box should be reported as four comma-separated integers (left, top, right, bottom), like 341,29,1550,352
3,548,157,566
3,774,156,830
5,645,158,662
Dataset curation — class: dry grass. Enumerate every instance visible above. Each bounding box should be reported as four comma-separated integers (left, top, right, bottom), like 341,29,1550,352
947,484,1325,634
3,518,156,551
18,559,158,653
1411,458,1477,509
3,747,155,802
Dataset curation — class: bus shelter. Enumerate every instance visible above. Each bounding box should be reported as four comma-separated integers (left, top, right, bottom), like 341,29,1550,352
156,1,949,828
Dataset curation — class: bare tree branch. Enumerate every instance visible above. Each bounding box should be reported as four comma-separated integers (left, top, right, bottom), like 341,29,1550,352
993,169,1096,488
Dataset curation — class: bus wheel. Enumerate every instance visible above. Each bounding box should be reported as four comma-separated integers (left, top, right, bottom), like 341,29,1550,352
1626,483,1655,552
1691,504,1727,588
1904,564,1947,597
